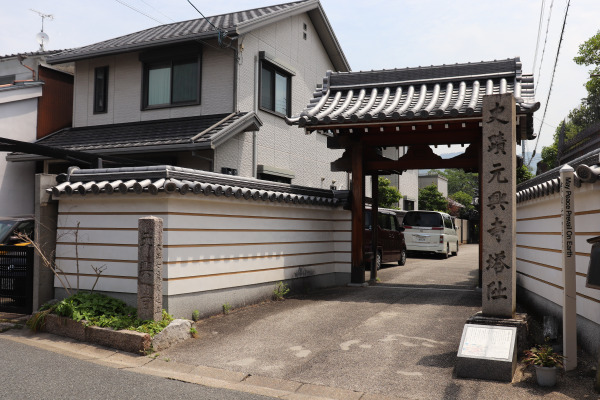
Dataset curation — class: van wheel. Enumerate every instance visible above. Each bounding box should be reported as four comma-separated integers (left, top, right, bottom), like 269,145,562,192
452,242,458,256
398,248,407,266
376,251,382,270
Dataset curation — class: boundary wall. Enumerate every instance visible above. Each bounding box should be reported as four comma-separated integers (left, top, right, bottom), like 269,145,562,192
50,166,351,318
516,152,600,356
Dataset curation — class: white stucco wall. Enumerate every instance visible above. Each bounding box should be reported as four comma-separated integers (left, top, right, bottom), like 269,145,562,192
0,86,41,216
72,43,234,127
53,193,351,311
229,12,348,189
516,180,600,331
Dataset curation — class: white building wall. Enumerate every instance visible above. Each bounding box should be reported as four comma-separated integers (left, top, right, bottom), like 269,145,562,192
0,86,40,216
234,13,347,188
72,42,234,127
516,180,600,354
53,193,351,316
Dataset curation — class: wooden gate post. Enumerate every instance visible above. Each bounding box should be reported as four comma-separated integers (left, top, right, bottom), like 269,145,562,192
351,141,365,284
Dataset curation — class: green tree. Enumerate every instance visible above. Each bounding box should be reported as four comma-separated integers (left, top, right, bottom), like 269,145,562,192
418,184,447,212
450,191,473,208
428,169,479,198
517,164,533,184
377,176,401,208
540,30,600,170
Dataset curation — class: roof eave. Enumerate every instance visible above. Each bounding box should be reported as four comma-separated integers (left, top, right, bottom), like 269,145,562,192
46,31,219,65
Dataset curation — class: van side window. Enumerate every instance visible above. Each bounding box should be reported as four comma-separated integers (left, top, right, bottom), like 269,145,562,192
389,215,397,231
444,216,453,229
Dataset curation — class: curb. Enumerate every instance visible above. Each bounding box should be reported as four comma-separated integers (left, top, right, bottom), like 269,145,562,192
0,327,405,400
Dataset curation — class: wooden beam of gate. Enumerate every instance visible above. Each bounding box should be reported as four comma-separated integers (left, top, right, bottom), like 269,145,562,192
366,157,478,171
327,128,482,149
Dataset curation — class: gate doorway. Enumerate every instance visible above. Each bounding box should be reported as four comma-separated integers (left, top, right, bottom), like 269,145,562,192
288,58,539,318
0,246,34,314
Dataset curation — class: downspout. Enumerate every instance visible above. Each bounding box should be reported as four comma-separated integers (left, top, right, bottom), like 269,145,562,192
252,52,259,178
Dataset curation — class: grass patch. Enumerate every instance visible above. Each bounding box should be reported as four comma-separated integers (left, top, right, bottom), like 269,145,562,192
30,292,173,337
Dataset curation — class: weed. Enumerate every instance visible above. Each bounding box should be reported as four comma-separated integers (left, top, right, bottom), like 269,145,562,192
272,281,290,301
192,309,200,322
222,303,232,314
29,293,173,337
190,327,199,338
376,277,381,282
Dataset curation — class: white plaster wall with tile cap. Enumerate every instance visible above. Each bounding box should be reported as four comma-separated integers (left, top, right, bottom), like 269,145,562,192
516,180,600,356
53,194,351,317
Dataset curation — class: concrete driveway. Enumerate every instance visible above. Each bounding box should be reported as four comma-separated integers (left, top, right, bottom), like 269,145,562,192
160,244,598,399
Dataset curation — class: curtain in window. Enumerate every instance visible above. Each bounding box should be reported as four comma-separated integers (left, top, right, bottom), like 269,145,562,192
172,61,198,103
148,66,171,106
261,67,273,110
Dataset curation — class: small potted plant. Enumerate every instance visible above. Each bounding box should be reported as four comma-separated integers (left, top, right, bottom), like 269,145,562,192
523,342,565,387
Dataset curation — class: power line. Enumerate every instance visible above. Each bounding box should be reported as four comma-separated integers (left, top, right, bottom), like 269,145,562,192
139,0,176,23
114,0,165,25
531,0,546,74
528,0,571,167
535,0,554,95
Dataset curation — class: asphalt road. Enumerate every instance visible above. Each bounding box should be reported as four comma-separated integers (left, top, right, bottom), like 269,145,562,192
0,337,274,400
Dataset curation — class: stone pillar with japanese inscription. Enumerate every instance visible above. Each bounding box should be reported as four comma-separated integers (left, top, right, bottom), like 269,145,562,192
138,216,163,322
481,94,516,318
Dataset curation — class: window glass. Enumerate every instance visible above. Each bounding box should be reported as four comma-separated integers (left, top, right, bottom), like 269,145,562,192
260,67,273,110
172,60,198,103
94,67,108,113
147,65,171,106
403,212,443,227
389,215,397,231
444,216,453,229
275,71,288,115
260,62,290,116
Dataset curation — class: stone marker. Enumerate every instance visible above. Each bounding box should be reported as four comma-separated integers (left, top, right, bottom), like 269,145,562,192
481,93,516,318
138,216,163,322
456,324,517,382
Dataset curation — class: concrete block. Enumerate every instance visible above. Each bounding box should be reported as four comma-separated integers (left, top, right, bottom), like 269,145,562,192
44,314,86,341
85,325,151,354
151,319,191,351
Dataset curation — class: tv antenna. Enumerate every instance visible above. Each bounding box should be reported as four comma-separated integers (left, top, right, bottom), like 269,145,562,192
30,9,54,50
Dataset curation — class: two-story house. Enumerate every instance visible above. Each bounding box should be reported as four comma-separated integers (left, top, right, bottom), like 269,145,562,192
11,0,352,191
0,51,73,216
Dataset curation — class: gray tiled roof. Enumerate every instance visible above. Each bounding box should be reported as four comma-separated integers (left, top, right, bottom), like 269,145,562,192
33,112,261,154
287,58,539,130
0,49,66,60
46,0,349,71
516,147,600,203
47,165,345,207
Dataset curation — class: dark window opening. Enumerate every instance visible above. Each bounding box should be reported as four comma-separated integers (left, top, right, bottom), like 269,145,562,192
0,74,15,85
141,47,201,109
258,172,291,184
260,61,291,117
94,66,109,114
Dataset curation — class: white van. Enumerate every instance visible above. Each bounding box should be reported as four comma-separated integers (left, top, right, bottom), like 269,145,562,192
402,211,459,258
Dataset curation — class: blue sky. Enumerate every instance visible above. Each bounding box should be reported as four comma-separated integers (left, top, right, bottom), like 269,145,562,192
2,0,598,159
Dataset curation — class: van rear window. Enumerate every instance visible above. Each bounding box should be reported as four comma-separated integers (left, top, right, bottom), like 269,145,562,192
403,212,443,227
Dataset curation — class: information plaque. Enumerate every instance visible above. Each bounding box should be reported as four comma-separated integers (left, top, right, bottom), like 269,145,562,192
456,324,517,382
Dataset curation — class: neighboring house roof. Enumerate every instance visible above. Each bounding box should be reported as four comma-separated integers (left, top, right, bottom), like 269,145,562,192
0,50,66,60
46,165,346,207
286,58,539,138
8,112,262,161
516,147,600,203
46,0,350,72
